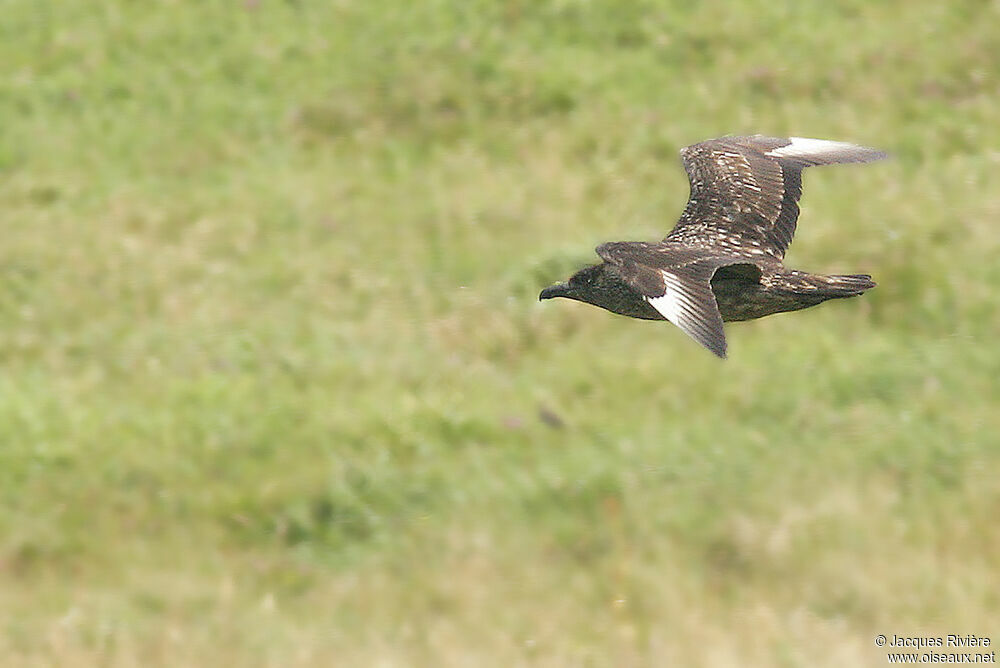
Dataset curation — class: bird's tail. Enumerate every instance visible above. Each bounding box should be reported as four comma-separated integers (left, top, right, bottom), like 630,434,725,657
809,273,876,298
776,271,876,299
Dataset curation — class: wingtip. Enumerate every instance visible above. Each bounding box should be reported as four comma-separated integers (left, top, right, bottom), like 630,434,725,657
854,147,890,163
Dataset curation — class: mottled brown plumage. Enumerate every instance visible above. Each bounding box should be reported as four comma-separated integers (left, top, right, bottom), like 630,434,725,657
539,135,886,358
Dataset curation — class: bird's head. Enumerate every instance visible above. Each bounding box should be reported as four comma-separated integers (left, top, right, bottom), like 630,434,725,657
539,263,605,303
540,262,652,316
540,262,664,321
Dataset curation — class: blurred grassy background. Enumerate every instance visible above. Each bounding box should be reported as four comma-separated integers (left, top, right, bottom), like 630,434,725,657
2,0,999,665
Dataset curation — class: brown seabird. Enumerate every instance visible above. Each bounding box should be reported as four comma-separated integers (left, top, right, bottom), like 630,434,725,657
539,135,887,358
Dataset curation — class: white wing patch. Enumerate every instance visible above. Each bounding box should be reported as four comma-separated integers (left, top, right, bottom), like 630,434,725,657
644,272,688,328
765,137,886,164
643,269,727,358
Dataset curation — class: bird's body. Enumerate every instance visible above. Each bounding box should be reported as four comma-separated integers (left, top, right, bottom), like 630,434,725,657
539,135,886,358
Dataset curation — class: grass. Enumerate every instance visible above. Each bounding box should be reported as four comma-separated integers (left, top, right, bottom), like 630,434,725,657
1,0,999,665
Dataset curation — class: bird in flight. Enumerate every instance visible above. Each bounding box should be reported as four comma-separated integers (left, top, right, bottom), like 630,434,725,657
539,135,887,359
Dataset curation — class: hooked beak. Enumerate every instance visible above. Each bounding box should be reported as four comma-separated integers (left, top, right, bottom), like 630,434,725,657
539,282,573,301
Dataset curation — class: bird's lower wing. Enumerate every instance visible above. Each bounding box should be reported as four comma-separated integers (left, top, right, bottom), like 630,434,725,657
644,264,728,358
598,242,730,358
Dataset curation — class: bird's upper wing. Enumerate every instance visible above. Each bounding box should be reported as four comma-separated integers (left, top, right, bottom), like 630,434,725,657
666,135,887,259
597,242,744,359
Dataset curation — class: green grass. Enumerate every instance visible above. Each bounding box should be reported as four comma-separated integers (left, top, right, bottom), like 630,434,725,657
2,0,999,665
